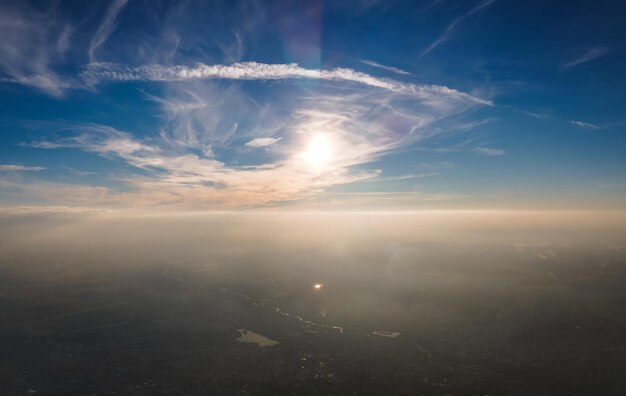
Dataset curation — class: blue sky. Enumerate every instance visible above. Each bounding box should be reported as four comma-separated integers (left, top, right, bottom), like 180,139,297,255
0,0,625,210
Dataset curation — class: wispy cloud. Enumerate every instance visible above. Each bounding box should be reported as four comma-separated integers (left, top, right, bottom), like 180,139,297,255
13,59,492,208
0,164,46,171
570,120,601,129
88,0,129,62
360,60,411,75
0,2,73,96
473,147,505,156
421,0,446,14
245,137,283,148
364,173,439,182
419,161,456,170
561,47,610,70
81,62,492,105
420,0,495,57
62,166,97,176
28,124,379,208
143,83,256,154
519,110,550,119
12,45,491,209
28,64,485,209
0,206,107,215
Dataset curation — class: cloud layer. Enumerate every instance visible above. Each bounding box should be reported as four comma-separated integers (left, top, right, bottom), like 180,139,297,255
24,63,489,209
0,2,509,210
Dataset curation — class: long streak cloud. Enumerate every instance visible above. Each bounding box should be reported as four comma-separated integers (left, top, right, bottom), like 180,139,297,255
81,62,491,105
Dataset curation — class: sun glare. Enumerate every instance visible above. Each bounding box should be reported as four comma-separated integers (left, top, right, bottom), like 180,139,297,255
302,135,332,167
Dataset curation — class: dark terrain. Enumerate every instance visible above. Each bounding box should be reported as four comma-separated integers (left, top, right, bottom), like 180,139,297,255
1,212,625,395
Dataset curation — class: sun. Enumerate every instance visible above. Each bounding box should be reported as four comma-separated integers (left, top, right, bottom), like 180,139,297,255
302,134,332,167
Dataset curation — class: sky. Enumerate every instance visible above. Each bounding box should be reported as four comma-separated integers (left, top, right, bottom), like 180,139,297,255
0,0,625,211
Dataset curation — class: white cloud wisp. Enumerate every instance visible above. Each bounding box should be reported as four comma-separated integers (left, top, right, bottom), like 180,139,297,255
0,165,46,171
81,62,492,105
88,0,129,62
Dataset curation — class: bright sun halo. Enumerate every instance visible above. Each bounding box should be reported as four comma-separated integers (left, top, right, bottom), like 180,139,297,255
303,134,332,167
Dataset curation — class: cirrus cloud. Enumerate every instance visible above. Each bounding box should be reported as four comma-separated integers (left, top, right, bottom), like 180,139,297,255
0,164,46,171
473,147,505,156
245,137,283,148
16,61,492,209
80,61,492,105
